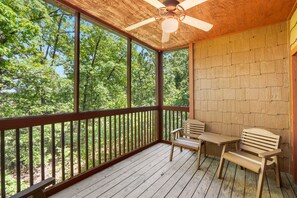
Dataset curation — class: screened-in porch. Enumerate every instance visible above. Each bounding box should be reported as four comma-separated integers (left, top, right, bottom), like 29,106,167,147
1,0,297,197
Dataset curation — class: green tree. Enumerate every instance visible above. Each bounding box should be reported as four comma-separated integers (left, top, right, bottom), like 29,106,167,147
79,19,127,111
131,44,156,107
163,49,189,106
0,0,189,196
0,0,74,118
0,1,75,195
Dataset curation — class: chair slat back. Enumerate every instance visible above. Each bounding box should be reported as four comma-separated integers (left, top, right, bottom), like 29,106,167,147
240,128,280,154
182,119,205,139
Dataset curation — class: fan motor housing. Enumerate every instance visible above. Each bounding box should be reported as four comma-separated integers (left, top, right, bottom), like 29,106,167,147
163,0,179,11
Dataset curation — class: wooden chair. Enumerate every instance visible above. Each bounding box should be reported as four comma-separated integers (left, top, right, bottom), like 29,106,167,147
169,119,206,168
11,177,55,198
217,128,281,198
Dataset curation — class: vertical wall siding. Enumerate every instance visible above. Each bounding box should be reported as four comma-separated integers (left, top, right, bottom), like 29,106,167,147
194,21,290,172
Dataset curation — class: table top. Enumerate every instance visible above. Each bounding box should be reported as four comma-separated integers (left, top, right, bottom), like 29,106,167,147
199,132,241,146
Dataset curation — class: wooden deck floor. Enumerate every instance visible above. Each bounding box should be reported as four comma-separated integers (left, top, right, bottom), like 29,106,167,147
51,143,297,198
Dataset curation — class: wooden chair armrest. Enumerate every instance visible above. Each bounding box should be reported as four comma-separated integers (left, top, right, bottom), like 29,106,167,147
171,128,183,134
258,149,282,158
171,128,183,140
11,177,55,198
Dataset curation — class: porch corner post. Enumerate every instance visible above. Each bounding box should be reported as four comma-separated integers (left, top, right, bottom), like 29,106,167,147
157,51,163,142
189,43,195,119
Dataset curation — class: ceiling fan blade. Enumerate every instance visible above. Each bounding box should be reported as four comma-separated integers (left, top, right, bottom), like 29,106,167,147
125,17,156,31
179,0,207,10
162,32,170,43
182,15,213,31
144,0,165,9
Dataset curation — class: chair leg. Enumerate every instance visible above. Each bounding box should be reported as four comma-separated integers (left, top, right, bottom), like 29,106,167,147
180,147,183,152
197,139,203,169
256,159,267,198
197,147,201,169
170,143,174,161
256,169,265,198
275,157,281,187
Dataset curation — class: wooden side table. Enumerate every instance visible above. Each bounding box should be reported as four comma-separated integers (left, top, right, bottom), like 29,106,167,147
197,132,241,169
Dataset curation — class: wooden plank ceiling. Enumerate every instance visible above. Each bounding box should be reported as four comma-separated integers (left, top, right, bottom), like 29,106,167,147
59,0,296,51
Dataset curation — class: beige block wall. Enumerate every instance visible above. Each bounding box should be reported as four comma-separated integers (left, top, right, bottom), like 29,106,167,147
194,22,291,172
290,8,297,50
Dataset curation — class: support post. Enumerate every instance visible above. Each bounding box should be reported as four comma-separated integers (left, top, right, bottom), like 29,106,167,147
156,51,163,141
291,46,297,181
127,38,132,108
189,43,195,119
74,12,80,112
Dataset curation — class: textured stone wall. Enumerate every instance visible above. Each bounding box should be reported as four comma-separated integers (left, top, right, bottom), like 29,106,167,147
193,22,290,171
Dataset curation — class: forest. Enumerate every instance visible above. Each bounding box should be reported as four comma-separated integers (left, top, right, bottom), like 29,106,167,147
0,0,188,195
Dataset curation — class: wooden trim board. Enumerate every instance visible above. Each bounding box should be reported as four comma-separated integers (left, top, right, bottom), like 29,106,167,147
291,45,297,182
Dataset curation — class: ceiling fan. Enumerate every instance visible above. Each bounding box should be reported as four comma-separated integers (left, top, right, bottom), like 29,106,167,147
125,0,213,43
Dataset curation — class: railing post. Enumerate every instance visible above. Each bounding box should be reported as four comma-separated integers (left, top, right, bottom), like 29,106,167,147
156,51,163,141
1,130,5,197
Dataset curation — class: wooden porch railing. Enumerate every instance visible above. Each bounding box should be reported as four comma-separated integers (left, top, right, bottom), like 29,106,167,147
0,107,159,197
0,106,188,197
162,106,189,142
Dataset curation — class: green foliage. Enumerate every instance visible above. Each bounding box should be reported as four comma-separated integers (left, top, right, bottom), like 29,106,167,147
132,45,156,107
0,0,189,196
79,20,128,111
163,49,189,106
0,0,74,118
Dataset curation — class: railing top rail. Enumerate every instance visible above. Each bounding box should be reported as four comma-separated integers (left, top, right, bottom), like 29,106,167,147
161,106,189,112
0,106,158,131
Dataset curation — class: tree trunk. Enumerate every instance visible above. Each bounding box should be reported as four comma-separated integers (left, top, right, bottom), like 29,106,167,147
50,13,64,67
82,34,103,111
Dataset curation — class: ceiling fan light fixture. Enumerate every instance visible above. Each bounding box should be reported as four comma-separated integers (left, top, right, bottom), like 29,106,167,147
161,18,179,33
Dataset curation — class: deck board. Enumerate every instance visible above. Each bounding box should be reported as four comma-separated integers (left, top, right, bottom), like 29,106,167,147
231,165,245,198
266,170,284,198
51,143,297,198
178,156,213,197
281,172,296,198
112,147,183,198
137,151,194,198
193,157,219,197
205,158,228,198
244,167,257,198
286,173,297,197
126,150,192,198
219,162,236,198
74,144,170,197
54,143,165,198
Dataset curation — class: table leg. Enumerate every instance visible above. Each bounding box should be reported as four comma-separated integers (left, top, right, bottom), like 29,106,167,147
217,144,226,178
235,141,239,151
